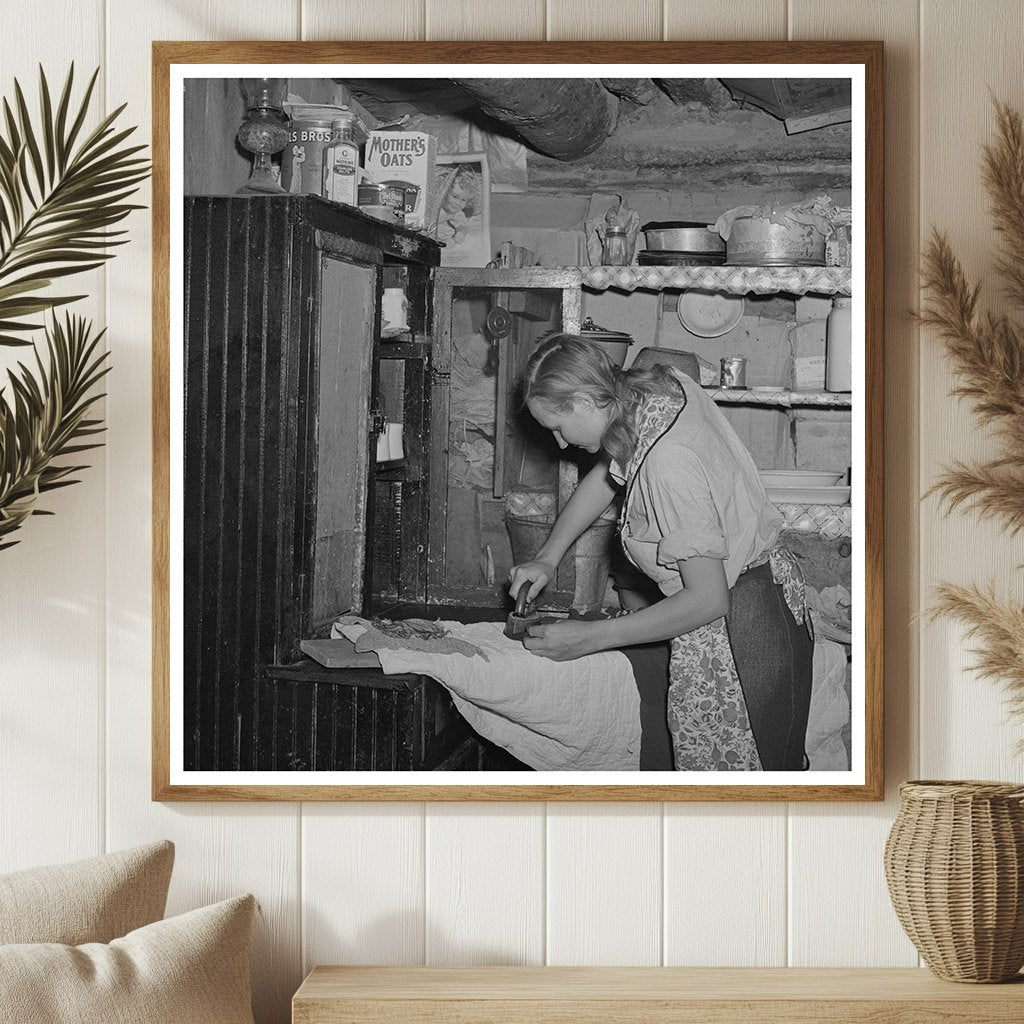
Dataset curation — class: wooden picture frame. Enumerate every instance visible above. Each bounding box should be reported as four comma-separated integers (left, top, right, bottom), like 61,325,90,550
153,41,883,801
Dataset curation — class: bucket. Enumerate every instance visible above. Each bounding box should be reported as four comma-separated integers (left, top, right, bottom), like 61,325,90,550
505,502,617,613
592,338,631,368
579,316,633,369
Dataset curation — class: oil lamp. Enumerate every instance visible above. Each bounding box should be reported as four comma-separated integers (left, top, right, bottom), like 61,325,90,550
236,78,289,195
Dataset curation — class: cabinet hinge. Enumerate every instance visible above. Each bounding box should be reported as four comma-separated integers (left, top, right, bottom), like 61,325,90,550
429,367,451,386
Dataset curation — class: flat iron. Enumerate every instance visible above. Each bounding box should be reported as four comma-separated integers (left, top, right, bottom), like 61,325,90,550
504,582,557,641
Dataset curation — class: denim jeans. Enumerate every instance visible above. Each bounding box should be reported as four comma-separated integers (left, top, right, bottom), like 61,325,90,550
725,562,814,771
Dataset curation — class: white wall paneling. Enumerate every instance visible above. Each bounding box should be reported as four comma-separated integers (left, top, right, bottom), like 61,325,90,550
1,5,1020,1023
664,0,787,40
424,803,545,964
664,804,787,966
546,0,662,41
302,0,426,40
303,804,426,969
546,804,662,964
786,0,921,968
425,0,545,41
918,0,1024,779
0,0,107,874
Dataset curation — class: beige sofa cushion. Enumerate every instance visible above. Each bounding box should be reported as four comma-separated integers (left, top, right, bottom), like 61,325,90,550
0,840,174,945
0,894,256,1024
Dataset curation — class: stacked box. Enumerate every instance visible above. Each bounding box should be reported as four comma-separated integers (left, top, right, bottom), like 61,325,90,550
363,130,437,232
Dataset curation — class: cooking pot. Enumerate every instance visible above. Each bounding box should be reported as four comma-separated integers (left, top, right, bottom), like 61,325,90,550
641,221,725,254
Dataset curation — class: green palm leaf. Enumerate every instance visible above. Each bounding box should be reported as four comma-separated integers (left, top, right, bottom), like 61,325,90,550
0,65,150,346
0,313,110,549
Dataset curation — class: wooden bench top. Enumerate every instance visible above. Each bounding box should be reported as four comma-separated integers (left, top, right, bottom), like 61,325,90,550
293,966,1024,1023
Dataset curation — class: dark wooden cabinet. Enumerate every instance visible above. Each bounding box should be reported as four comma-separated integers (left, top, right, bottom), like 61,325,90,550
183,195,439,770
185,199,587,772
262,660,530,771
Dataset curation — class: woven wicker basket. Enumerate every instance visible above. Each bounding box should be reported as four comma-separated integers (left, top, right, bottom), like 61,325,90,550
884,780,1024,982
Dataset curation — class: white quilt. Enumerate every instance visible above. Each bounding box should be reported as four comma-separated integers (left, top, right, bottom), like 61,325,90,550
332,619,642,771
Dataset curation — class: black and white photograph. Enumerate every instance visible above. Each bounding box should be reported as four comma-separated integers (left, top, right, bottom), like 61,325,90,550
156,45,882,798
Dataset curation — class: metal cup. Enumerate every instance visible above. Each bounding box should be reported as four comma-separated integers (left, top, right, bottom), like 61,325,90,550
721,355,747,389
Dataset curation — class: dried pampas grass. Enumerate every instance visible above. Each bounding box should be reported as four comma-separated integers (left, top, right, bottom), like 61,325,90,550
928,461,1024,537
919,98,1024,724
931,584,1024,722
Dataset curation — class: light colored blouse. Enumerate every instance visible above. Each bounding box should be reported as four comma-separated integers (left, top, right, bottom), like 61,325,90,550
609,371,781,594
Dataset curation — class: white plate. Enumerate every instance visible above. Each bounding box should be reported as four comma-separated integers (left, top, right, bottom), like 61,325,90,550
766,485,851,504
676,289,745,337
760,469,844,487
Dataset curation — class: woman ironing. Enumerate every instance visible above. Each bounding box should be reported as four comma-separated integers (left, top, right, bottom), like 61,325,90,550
508,334,813,771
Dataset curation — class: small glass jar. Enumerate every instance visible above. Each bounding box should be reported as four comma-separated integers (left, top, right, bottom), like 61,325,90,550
323,117,360,206
602,226,628,266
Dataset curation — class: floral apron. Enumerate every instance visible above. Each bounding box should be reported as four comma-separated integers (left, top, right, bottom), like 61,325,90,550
614,387,809,772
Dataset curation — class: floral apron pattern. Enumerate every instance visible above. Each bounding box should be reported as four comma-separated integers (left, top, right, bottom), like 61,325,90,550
612,377,809,772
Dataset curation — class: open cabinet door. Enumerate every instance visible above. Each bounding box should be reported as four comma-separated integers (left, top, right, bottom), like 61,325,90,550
427,267,584,612
312,246,379,627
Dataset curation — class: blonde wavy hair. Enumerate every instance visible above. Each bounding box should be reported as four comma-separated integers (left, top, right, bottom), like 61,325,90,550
521,334,684,468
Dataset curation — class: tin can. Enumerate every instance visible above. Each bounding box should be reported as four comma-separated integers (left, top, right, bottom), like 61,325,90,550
379,180,420,216
721,355,747,389
358,181,405,211
281,117,335,195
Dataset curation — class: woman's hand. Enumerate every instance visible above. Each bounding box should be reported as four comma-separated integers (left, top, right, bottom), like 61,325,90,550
523,619,605,661
508,559,556,604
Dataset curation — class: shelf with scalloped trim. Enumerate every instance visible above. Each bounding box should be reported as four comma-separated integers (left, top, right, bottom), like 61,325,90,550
776,502,852,540
581,264,852,296
708,388,852,408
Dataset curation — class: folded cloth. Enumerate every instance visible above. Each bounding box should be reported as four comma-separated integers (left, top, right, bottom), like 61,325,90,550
332,619,641,771
337,615,489,660
806,638,851,770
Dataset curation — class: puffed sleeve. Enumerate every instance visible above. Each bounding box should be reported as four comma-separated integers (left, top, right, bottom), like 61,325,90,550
633,443,728,566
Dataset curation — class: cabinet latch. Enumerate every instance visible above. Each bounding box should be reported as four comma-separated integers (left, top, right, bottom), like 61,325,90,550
429,367,450,386
370,408,386,434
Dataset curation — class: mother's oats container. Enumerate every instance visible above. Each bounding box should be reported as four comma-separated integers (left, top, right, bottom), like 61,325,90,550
364,130,437,231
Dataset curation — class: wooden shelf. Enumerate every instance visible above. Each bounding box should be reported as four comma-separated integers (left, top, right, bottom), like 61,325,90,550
294,966,1024,1024
265,656,416,691
709,387,851,408
437,265,851,296
292,966,1024,1024
581,264,852,295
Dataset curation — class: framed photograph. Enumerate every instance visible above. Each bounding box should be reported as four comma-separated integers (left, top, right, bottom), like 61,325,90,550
153,41,883,801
